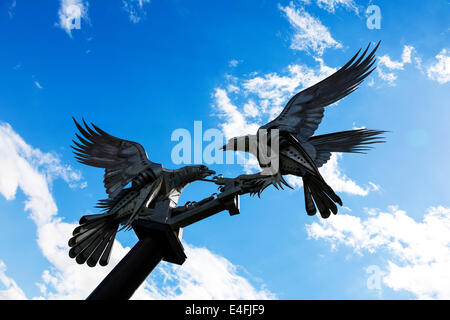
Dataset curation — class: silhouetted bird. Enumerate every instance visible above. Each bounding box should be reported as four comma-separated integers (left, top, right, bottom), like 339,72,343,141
69,119,215,267
222,42,386,219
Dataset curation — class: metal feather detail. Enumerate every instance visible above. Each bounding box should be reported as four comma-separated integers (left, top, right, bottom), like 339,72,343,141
71,118,156,199
261,41,381,140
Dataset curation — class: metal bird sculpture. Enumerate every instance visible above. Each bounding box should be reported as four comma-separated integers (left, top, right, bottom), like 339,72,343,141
67,43,388,299
221,42,386,219
68,119,215,267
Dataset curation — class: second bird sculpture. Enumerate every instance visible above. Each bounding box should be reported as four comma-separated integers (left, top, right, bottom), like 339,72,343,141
222,42,386,218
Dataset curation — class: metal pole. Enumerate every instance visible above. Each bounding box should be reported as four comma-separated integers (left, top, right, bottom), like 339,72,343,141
85,192,240,300
86,234,164,300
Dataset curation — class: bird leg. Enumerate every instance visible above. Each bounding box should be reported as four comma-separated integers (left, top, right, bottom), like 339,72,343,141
213,171,292,197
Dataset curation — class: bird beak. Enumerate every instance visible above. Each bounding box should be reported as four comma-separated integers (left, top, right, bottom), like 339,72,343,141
207,170,216,175
219,145,226,150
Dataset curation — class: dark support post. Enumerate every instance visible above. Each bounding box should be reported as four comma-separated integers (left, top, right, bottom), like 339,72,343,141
87,221,186,300
87,235,164,300
86,193,239,300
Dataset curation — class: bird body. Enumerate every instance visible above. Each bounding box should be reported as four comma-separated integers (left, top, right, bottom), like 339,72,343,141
68,120,215,267
222,42,386,218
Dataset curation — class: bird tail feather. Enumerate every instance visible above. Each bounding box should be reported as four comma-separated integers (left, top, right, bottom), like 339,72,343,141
308,129,386,154
68,213,119,267
303,172,342,219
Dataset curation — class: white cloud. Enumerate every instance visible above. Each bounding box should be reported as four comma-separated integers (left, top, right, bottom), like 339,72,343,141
243,100,260,118
316,0,359,14
8,0,16,19
0,261,27,299
319,153,378,196
279,2,342,56
229,59,241,68
34,81,43,89
377,45,419,86
306,205,450,299
379,56,405,70
0,122,273,300
123,0,151,24
0,123,86,200
133,245,275,300
213,88,260,139
427,49,450,84
242,58,336,113
226,84,240,93
401,45,414,64
37,224,274,300
368,182,380,192
57,0,89,37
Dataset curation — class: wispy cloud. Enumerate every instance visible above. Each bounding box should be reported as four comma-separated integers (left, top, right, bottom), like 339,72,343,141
0,261,27,299
306,205,450,299
242,57,336,108
122,0,151,24
0,122,272,299
34,81,43,89
213,88,260,140
57,0,89,37
8,0,16,19
316,0,359,13
213,59,337,140
427,49,450,84
229,59,241,68
376,45,420,86
132,244,275,299
279,2,342,56
319,153,379,196
300,0,359,14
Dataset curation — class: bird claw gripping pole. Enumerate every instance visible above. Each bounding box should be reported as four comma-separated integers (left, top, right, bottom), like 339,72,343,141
131,175,248,264
87,173,254,300
143,174,247,230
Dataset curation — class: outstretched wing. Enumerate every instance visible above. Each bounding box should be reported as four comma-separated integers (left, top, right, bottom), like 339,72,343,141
71,118,159,198
261,42,380,141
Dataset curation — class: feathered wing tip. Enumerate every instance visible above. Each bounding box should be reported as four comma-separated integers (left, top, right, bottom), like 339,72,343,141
68,214,119,267
71,117,131,172
70,117,112,168
312,40,381,107
339,40,381,86
351,129,388,153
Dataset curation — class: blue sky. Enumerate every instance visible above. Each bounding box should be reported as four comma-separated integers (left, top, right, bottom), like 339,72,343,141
0,0,449,299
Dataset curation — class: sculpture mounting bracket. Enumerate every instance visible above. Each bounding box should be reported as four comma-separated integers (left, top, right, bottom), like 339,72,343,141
132,219,186,265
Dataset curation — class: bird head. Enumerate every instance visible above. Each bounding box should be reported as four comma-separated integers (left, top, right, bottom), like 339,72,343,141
182,165,216,181
220,135,255,152
197,165,216,178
